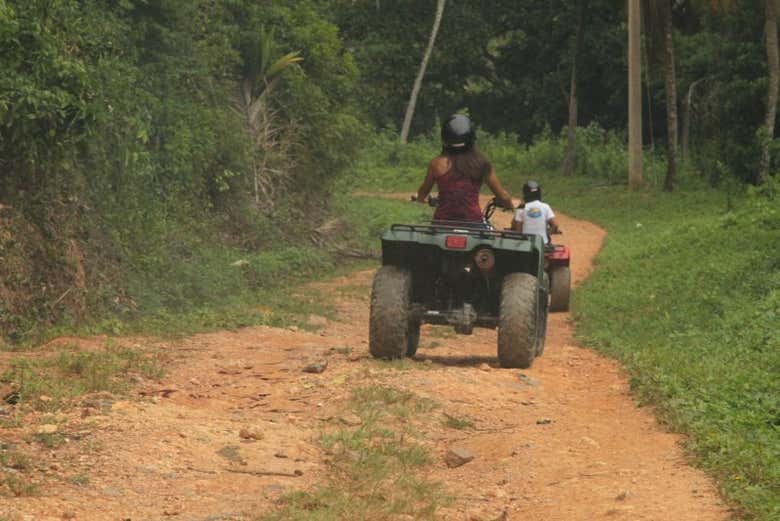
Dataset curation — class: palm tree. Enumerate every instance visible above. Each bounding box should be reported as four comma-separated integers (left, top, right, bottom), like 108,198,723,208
760,0,778,184
236,27,302,210
643,0,679,191
562,1,586,177
628,0,643,188
400,0,446,144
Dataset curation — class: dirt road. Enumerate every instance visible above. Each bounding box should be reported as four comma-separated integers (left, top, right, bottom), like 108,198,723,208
0,207,729,520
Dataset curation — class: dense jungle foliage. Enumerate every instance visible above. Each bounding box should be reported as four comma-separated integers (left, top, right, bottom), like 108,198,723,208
0,0,366,338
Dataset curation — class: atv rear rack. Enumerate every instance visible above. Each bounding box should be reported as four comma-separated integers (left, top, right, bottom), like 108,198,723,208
390,222,534,242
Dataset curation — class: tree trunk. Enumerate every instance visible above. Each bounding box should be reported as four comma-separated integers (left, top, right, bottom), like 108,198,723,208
563,1,585,177
628,0,643,188
400,0,446,144
642,14,654,150
662,0,678,192
682,78,705,162
760,0,779,184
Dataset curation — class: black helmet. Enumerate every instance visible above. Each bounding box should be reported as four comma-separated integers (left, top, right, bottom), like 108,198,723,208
441,114,476,151
522,180,542,202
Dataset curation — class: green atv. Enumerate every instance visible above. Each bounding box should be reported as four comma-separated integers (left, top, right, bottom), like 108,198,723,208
369,197,548,369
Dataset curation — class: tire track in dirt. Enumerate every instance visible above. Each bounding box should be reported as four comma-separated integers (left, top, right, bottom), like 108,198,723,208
0,201,729,520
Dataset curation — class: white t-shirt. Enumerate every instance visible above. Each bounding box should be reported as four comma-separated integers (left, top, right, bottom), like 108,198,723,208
514,201,555,243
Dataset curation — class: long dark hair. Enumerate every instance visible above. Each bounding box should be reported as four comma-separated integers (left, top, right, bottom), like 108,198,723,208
442,144,491,182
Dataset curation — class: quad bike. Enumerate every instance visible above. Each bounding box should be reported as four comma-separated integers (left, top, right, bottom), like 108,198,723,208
545,232,571,312
369,196,548,369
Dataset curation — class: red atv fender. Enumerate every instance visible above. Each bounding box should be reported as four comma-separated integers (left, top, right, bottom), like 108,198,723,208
545,244,571,312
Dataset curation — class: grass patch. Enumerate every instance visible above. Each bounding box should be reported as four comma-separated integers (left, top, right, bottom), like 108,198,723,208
0,449,38,498
260,385,445,520
32,432,65,449
0,342,164,411
67,473,90,487
0,474,38,497
441,413,474,431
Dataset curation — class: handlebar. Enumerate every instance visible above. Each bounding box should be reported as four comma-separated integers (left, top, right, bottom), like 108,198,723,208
412,195,515,221
410,195,439,207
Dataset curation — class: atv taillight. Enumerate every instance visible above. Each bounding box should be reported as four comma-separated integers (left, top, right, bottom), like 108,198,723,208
445,235,468,249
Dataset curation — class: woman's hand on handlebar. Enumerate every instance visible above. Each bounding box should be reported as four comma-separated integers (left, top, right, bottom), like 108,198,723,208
491,196,515,211
411,194,438,207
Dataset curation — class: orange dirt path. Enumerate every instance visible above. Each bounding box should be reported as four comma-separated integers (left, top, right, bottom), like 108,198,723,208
0,199,729,521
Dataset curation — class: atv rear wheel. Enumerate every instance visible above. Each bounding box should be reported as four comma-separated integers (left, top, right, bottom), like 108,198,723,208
537,273,549,356
498,273,541,369
370,266,413,360
407,321,421,357
549,266,571,312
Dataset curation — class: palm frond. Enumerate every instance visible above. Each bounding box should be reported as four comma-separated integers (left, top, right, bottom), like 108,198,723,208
265,52,304,81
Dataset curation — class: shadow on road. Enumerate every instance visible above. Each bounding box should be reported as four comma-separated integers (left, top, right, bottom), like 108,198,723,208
413,353,497,367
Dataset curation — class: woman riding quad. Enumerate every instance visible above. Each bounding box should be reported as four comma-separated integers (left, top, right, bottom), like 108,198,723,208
415,114,514,223
511,180,560,244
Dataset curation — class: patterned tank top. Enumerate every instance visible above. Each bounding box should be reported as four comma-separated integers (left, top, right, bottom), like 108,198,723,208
433,170,483,222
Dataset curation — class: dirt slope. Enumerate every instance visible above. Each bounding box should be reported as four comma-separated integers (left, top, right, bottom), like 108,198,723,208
0,206,729,521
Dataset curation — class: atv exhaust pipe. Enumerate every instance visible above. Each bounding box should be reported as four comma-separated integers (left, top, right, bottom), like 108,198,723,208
474,247,495,273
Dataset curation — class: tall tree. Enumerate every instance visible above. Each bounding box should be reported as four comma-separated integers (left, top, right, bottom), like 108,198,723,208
400,0,446,144
644,0,680,191
562,0,586,177
661,0,678,191
760,0,779,184
628,0,644,187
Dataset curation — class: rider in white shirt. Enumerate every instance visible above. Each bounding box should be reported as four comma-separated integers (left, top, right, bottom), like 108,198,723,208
511,180,560,244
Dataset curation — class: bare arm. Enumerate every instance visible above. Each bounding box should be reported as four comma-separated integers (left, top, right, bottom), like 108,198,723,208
548,216,560,234
484,168,514,209
416,171,435,203
416,157,448,203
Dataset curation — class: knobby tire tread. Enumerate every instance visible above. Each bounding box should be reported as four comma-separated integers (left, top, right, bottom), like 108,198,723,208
549,266,571,312
498,273,539,369
369,266,412,360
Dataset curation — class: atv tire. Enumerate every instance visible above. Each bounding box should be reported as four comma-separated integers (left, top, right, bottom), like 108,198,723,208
370,266,413,360
407,321,421,357
498,273,541,369
537,273,549,356
549,266,571,312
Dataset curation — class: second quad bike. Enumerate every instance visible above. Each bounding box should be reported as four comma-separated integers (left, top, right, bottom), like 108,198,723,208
545,236,571,312
369,197,548,369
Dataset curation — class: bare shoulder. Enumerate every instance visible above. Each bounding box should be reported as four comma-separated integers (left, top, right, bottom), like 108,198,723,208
429,156,450,177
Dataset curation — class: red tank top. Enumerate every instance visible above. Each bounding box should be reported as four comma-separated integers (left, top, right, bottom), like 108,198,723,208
433,171,482,222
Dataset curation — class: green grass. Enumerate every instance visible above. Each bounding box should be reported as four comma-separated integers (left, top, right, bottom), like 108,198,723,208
0,449,37,497
259,385,445,521
441,413,474,430
0,342,165,411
